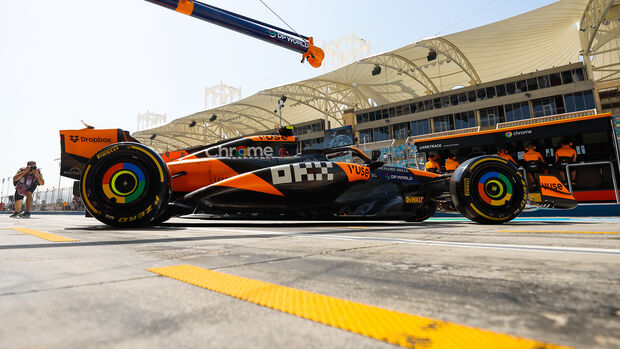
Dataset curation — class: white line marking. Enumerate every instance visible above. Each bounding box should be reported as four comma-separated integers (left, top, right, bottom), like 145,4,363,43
189,227,620,256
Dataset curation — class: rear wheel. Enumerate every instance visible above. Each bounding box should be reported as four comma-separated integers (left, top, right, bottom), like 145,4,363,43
405,202,436,222
149,207,173,225
81,142,170,227
450,156,526,224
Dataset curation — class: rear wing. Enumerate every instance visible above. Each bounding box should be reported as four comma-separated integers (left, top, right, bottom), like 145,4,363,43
59,128,139,180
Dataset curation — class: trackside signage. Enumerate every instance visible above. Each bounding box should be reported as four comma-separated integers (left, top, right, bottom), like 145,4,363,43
414,117,609,152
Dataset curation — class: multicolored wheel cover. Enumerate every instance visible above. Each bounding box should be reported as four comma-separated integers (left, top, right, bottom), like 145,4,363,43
101,163,146,204
477,171,512,206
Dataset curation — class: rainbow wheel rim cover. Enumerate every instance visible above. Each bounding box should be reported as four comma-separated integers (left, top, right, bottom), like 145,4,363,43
476,171,512,206
101,163,146,204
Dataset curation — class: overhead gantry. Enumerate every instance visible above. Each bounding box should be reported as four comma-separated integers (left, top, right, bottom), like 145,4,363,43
259,79,374,128
579,0,620,82
134,103,293,148
415,37,482,87
359,53,439,95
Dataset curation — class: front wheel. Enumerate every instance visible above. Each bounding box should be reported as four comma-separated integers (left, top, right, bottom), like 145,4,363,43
450,156,527,224
81,142,171,227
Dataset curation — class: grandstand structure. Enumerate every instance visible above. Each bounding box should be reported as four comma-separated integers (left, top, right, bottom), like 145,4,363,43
136,111,166,132
133,0,620,166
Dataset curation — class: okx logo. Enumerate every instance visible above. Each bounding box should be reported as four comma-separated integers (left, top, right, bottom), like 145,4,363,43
69,135,80,143
271,162,334,185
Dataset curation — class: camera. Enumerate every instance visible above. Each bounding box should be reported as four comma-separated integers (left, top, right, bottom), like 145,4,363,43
29,165,37,171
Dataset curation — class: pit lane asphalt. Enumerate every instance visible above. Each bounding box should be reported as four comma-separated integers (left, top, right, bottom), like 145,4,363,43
1,214,620,348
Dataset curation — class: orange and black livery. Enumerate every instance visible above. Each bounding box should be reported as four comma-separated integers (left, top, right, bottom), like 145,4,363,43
60,127,577,227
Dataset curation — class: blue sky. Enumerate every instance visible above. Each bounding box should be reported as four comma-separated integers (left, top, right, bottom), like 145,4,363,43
0,0,560,194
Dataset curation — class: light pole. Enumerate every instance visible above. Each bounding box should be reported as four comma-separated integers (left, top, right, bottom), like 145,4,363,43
54,158,61,209
1,178,4,206
274,96,286,128
5,177,10,205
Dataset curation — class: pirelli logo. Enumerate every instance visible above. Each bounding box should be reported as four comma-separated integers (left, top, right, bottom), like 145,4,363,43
464,178,470,196
96,146,119,159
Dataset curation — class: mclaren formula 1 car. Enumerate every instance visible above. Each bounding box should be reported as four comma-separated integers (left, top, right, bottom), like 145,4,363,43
59,127,577,227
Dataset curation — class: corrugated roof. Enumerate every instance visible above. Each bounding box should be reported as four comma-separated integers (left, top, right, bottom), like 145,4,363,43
135,0,620,152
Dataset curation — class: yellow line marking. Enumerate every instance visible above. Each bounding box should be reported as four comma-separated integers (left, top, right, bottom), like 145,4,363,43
500,231,620,235
11,228,79,242
148,265,570,349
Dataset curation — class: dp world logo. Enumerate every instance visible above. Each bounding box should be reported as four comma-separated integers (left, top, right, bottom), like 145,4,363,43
504,131,513,138
69,135,80,143
268,30,277,38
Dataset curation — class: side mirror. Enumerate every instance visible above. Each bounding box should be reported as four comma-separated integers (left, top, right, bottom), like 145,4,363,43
369,161,384,170
371,150,381,162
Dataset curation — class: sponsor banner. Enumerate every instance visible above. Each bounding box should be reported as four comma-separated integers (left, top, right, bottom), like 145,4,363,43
538,175,570,194
267,30,309,49
61,167,82,177
414,117,609,152
538,175,575,201
204,136,296,158
207,144,275,158
60,129,118,159
338,163,370,182
376,167,420,185
405,196,424,204
271,162,334,185
247,135,294,142
504,129,532,138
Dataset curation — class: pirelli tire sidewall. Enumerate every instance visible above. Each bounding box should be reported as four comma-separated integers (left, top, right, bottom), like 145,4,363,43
450,156,527,224
81,142,171,227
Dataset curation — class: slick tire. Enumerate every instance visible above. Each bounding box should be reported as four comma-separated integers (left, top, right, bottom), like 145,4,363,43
149,207,173,225
450,156,527,224
405,202,436,222
81,142,171,228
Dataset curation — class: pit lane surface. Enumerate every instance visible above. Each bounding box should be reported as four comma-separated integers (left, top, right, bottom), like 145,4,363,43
1,215,620,348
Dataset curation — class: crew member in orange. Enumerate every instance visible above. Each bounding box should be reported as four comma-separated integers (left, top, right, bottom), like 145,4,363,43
555,140,577,185
445,154,459,173
425,154,441,174
523,143,546,188
497,147,518,165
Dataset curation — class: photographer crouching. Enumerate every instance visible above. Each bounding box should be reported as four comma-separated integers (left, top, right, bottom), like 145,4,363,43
10,161,44,218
